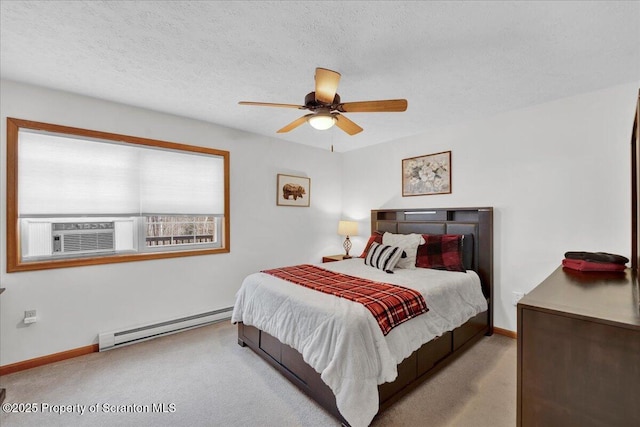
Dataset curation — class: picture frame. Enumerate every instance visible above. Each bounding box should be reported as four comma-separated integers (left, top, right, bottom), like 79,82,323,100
277,174,310,207
402,150,451,196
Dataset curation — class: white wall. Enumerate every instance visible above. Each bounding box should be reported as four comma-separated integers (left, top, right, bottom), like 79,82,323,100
0,80,344,365
1,79,637,366
342,82,639,332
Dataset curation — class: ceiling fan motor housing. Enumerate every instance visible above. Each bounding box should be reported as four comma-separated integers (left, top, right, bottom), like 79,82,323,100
305,91,340,110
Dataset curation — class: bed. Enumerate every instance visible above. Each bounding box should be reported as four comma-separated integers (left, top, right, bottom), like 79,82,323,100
232,207,493,426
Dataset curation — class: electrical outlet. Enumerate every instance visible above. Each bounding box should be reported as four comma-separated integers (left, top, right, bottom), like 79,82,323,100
24,309,37,324
512,291,525,306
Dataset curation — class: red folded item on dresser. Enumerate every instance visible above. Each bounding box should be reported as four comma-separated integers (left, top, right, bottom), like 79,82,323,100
562,258,626,272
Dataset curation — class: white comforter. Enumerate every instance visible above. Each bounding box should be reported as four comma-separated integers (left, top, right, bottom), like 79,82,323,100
231,258,488,427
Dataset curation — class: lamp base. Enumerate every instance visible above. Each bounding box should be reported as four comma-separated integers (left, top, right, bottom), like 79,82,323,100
343,236,353,259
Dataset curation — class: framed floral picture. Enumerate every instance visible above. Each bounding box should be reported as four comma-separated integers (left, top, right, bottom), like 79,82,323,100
402,151,451,196
277,174,310,207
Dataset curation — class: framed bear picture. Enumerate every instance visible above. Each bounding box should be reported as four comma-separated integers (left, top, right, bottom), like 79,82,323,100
277,174,310,207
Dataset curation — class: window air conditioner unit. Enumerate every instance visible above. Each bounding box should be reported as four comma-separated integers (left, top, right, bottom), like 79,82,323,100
52,222,115,255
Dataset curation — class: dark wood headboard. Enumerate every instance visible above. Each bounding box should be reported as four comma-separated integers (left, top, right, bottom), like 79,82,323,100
371,207,494,330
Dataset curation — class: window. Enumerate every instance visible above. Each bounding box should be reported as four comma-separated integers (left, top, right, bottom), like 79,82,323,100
6,118,230,272
145,216,220,247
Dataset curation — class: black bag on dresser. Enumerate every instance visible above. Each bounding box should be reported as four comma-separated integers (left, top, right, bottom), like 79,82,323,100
562,251,628,272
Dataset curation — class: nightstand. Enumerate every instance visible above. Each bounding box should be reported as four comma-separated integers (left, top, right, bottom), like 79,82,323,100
322,254,350,263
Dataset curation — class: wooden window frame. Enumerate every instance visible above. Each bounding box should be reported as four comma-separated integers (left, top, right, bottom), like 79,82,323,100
6,117,230,272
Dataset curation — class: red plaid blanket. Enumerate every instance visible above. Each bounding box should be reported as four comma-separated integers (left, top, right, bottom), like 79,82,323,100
261,264,428,335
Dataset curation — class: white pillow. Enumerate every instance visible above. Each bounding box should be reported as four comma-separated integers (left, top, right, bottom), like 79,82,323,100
364,242,403,273
382,232,425,269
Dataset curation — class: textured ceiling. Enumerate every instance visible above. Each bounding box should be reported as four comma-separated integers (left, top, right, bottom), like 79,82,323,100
1,1,639,152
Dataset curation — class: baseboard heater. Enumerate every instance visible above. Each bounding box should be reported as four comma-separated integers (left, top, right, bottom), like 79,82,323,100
98,307,233,351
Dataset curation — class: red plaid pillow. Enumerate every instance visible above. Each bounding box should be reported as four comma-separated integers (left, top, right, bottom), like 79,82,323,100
359,232,383,258
416,234,465,272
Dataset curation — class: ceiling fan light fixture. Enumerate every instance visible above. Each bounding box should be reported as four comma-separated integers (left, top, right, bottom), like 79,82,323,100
308,113,336,130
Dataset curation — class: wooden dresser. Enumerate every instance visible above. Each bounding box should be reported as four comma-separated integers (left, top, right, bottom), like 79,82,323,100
517,266,640,427
0,287,4,404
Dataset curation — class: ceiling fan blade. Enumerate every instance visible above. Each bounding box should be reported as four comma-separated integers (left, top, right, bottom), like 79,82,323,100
277,114,314,133
239,101,306,109
338,99,408,113
334,114,363,136
315,68,341,104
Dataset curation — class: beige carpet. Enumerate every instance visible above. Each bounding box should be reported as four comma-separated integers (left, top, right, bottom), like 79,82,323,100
0,321,515,427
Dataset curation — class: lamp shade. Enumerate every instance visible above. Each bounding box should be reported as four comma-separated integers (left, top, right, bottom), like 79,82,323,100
338,220,358,236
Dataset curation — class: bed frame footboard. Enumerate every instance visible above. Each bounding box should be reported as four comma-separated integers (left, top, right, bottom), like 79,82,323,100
237,321,348,424
237,308,488,425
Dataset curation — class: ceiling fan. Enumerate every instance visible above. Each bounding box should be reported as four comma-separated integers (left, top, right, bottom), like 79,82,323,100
238,68,408,136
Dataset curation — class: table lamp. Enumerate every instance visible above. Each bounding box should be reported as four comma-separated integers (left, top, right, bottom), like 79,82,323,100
338,220,358,259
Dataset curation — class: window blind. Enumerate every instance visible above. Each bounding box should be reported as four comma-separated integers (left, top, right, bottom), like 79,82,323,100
18,129,225,216
139,148,225,215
